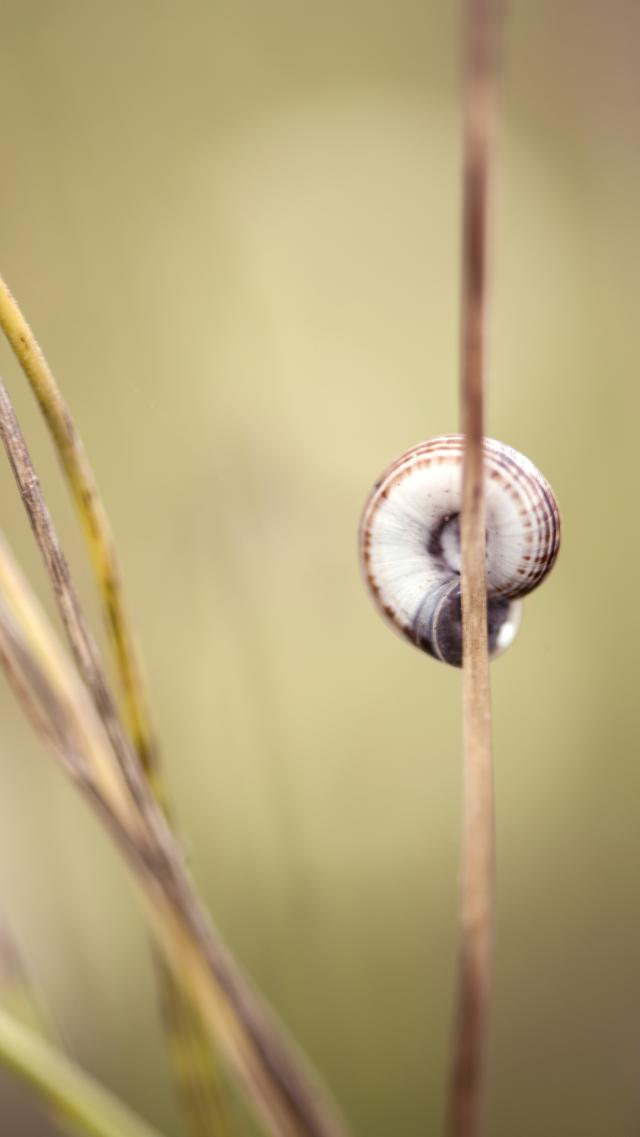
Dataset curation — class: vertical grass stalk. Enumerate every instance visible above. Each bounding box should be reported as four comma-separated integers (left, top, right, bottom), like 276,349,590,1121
447,2,502,1135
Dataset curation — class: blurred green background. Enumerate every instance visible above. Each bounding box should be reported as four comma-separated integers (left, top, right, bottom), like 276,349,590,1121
1,2,639,1135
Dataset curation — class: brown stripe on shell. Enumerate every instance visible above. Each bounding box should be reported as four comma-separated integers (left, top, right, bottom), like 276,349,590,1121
359,436,561,661
487,444,560,595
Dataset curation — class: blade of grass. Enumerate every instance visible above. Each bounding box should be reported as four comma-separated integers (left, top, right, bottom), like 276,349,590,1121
0,531,349,1137
0,916,101,1137
0,533,142,829
0,274,156,788
447,2,502,1135
160,974,235,1137
0,1005,170,1137
0,275,233,1137
0,917,55,1037
0,377,151,813
0,374,233,1136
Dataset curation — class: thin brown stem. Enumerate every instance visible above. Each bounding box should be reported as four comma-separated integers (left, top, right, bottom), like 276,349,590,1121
0,378,150,809
447,2,502,1136
0,274,159,791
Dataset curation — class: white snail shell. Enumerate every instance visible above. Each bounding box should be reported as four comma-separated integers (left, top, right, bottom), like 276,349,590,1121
359,435,561,667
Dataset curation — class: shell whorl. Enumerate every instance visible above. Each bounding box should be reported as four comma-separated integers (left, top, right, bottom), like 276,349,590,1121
359,435,561,666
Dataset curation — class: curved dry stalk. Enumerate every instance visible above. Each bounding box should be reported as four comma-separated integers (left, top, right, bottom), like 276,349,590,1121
159,974,234,1137
0,537,142,829
0,374,232,1137
0,378,153,814
0,532,349,1137
0,280,233,1136
0,274,157,790
447,2,502,1135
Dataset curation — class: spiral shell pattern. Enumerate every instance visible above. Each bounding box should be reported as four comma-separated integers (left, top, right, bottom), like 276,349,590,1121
359,435,561,666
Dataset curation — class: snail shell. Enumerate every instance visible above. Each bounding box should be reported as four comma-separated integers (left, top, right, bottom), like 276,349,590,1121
359,435,560,666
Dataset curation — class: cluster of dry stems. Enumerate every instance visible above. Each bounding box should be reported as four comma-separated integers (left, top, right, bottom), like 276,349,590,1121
0,274,349,1137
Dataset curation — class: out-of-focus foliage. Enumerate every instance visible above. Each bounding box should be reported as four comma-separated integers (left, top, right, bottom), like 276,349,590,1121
0,3,639,1136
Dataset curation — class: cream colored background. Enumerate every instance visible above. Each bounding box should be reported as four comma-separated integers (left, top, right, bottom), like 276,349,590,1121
1,3,639,1135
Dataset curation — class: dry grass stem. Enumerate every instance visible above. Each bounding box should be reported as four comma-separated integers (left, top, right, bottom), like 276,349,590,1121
447,2,502,1135
0,531,349,1137
0,274,157,789
0,279,233,1135
0,378,153,811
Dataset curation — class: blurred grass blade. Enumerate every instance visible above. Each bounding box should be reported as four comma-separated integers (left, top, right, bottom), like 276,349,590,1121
0,372,233,1136
0,274,234,1136
0,538,141,830
0,916,97,1137
0,918,53,1035
0,532,349,1137
0,377,151,812
160,964,235,1137
0,272,156,787
0,1005,169,1137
